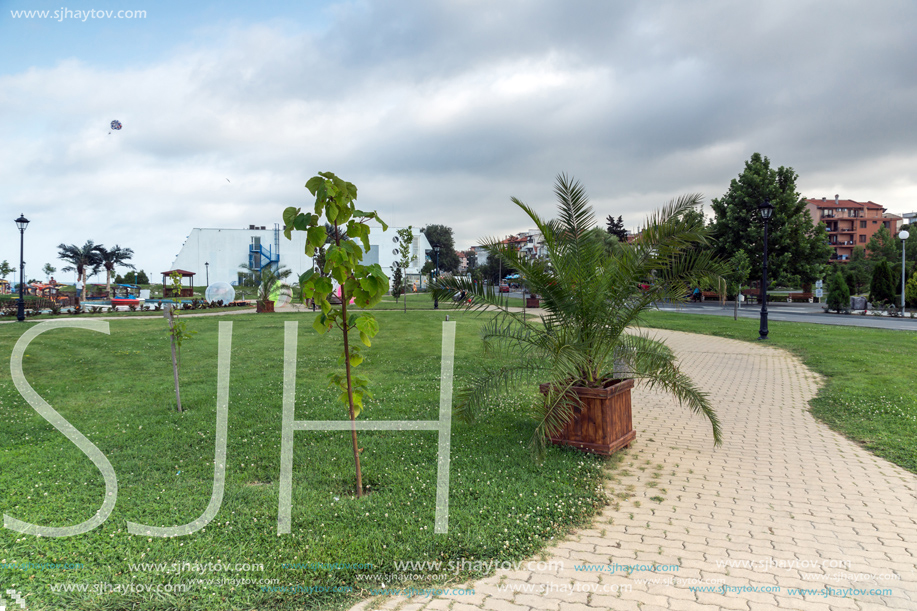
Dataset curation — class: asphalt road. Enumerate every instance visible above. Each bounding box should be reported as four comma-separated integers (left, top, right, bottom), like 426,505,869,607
655,302,917,331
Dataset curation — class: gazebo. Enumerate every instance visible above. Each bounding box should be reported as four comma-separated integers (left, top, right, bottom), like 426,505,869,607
161,269,195,298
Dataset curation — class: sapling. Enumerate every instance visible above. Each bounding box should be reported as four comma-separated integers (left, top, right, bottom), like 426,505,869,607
165,271,195,412
283,172,389,497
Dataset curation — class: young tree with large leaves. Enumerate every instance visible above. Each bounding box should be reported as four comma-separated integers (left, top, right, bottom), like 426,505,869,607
283,171,388,498
710,153,831,287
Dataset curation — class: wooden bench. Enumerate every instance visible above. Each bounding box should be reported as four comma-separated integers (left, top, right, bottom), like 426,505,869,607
786,293,814,303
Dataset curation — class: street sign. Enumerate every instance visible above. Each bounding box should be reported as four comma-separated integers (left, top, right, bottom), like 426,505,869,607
815,280,823,288
815,288,823,298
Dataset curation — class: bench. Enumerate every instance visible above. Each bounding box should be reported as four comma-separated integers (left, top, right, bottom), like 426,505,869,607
786,293,814,303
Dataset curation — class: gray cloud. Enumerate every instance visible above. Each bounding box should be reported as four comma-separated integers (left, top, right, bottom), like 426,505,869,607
2,0,917,279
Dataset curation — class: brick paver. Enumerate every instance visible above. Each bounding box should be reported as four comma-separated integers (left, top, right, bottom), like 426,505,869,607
350,330,917,611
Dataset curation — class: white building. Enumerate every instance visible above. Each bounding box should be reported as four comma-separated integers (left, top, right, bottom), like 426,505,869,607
169,223,431,287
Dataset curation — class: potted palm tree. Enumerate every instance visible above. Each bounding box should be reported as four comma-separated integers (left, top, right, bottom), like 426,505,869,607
433,174,724,455
239,264,293,313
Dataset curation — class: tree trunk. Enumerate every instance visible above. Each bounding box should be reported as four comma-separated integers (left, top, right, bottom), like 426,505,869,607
336,227,363,497
166,306,182,412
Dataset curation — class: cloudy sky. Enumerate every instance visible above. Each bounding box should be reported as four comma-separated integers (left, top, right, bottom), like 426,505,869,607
2,0,916,282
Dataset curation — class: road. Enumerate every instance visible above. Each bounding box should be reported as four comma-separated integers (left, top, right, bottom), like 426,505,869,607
654,302,917,331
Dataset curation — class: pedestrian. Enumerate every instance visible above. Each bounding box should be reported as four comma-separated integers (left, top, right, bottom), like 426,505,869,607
692,287,700,302
75,278,83,301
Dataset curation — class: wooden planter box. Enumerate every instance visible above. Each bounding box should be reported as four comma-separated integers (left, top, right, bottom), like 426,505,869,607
257,300,275,313
539,378,635,455
525,297,540,308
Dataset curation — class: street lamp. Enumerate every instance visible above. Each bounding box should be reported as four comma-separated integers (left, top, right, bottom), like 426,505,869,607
15,214,30,322
432,246,440,310
757,199,774,340
899,229,910,314
205,262,210,286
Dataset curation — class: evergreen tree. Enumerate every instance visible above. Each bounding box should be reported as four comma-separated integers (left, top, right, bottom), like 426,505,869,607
605,214,627,241
843,269,856,294
869,260,895,304
826,271,850,313
391,265,404,302
136,270,150,284
710,153,831,286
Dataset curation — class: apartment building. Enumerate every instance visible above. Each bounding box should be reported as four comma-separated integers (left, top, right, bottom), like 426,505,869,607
805,195,901,262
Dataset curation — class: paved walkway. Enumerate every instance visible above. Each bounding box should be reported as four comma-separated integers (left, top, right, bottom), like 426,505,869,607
352,329,917,611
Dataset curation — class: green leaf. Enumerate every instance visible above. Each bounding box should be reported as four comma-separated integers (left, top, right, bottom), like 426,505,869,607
355,315,379,337
349,352,363,368
359,331,371,347
312,314,329,334
283,207,298,228
351,390,363,416
306,226,326,249
294,213,311,231
305,176,324,195
313,277,333,296
299,269,315,286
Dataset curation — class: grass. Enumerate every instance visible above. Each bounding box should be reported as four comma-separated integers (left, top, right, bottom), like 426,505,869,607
0,310,611,610
639,310,917,473
2,305,256,321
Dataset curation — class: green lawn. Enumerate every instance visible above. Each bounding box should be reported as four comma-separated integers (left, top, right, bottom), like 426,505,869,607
0,311,611,610
372,294,526,310
640,310,917,473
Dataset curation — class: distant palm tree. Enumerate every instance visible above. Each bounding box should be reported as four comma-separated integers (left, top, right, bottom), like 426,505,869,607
57,241,103,305
96,245,136,296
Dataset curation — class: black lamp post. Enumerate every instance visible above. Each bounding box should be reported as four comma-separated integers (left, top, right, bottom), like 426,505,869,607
758,199,774,340
15,214,30,322
432,246,441,310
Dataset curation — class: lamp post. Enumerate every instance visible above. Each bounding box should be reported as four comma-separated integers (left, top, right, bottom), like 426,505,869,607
432,246,440,310
15,214,30,322
900,229,910,314
757,200,774,340
205,262,209,286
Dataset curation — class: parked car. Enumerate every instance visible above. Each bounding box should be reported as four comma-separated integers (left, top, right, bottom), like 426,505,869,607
499,284,510,292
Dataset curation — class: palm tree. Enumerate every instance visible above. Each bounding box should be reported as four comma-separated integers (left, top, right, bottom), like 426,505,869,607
57,241,103,305
432,174,726,454
238,263,293,310
96,245,135,297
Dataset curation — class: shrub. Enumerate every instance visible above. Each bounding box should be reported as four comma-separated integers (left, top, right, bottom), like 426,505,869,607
826,271,849,313
869,260,895,304
906,272,917,308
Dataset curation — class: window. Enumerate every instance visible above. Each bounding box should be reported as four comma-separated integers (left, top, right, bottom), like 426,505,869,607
873,220,878,224
860,221,867,228
859,235,866,243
